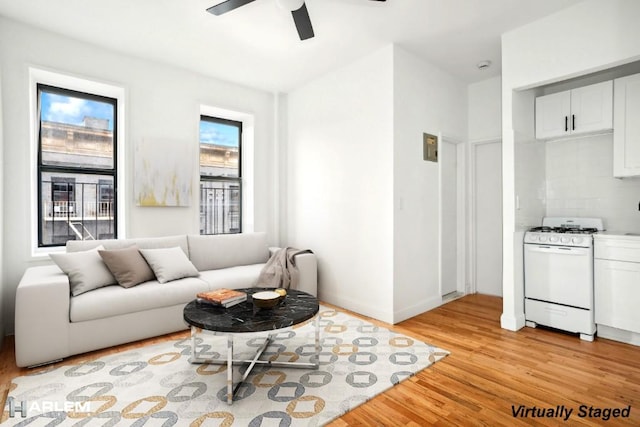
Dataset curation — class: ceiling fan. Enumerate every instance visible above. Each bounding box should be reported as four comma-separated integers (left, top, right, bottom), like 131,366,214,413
206,0,387,41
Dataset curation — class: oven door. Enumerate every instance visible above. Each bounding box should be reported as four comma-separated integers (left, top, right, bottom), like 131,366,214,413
524,244,593,309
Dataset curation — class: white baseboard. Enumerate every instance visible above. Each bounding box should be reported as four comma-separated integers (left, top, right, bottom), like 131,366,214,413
319,292,394,324
393,296,443,324
319,293,445,325
597,324,640,346
500,312,526,331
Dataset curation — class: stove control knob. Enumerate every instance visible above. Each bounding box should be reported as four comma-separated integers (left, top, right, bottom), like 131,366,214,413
539,235,548,242
572,237,583,245
549,236,559,243
561,236,570,244
528,234,538,242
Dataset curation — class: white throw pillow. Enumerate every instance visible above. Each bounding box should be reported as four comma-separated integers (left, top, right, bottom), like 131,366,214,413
50,245,117,296
139,247,199,284
187,232,269,271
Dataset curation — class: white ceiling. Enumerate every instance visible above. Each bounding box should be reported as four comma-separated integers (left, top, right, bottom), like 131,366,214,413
0,0,583,92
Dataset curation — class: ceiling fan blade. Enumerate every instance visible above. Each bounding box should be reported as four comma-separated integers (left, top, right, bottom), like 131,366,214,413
291,3,314,40
207,0,257,16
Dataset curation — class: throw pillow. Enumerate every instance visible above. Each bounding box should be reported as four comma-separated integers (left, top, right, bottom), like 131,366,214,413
98,245,156,288
50,245,116,296
139,246,199,284
187,232,269,271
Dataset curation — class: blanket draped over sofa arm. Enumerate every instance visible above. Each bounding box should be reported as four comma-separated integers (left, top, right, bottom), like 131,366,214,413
257,247,313,290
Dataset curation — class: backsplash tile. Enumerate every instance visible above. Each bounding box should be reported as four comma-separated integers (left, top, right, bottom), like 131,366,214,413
545,133,640,232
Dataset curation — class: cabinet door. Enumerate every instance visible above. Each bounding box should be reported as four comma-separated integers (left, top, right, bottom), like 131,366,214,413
594,259,640,333
535,91,570,140
614,73,640,177
570,80,613,135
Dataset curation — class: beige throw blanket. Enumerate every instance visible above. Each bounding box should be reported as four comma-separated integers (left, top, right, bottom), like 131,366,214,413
256,247,313,290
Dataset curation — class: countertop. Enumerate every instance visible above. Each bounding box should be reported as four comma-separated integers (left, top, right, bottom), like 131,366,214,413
594,231,640,240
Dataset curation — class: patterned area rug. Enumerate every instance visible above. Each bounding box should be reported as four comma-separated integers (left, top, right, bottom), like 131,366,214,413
3,307,448,426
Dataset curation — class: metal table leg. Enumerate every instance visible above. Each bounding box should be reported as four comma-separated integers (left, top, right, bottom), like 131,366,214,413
189,313,321,404
226,334,233,405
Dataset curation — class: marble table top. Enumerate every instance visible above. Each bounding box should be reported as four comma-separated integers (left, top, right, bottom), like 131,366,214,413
183,288,319,333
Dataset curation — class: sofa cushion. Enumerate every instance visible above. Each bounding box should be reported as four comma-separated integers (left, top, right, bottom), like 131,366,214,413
70,277,209,322
188,232,269,271
197,264,265,290
99,245,155,288
139,247,199,283
49,245,116,296
66,235,190,258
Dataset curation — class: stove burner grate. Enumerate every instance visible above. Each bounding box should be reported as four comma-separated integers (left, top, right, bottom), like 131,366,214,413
528,226,599,234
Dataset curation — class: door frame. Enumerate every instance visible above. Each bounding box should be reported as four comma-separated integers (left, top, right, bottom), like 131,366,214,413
438,134,466,300
468,138,502,295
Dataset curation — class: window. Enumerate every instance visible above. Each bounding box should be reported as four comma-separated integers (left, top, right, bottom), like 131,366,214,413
199,115,242,235
37,84,117,246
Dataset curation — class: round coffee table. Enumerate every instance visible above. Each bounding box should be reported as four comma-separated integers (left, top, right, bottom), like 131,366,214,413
183,288,320,404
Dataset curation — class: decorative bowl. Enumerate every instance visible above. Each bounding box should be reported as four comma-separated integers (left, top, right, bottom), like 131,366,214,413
252,291,282,309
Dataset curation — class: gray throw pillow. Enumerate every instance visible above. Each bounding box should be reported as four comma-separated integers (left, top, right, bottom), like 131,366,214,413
50,245,116,296
99,245,156,288
139,247,199,284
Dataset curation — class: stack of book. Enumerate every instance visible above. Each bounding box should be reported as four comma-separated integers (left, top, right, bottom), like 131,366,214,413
196,288,247,308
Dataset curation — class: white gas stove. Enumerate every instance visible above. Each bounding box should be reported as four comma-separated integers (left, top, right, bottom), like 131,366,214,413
523,217,603,247
524,217,604,341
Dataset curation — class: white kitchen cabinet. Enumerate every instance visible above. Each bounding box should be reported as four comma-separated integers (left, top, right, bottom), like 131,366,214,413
594,235,640,345
594,259,640,331
535,80,613,140
613,73,640,177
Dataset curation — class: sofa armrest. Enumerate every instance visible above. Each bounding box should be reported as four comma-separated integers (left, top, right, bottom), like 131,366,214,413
294,252,318,297
15,265,71,367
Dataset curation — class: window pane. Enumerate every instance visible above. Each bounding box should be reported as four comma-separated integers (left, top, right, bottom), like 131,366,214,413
40,172,115,245
199,180,241,235
40,89,115,169
199,119,240,178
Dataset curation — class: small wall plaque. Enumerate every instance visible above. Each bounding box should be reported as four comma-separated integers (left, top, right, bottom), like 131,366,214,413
423,133,438,162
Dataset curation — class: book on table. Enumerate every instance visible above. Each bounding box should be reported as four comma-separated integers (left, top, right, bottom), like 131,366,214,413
197,288,247,307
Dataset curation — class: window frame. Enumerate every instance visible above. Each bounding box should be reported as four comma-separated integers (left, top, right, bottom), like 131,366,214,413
199,114,243,235
29,67,128,254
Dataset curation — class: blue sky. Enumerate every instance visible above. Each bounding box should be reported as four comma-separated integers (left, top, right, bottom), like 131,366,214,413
199,120,240,148
40,91,114,131
41,91,238,147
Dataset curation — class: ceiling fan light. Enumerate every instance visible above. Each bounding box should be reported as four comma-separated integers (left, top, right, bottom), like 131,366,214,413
276,0,305,12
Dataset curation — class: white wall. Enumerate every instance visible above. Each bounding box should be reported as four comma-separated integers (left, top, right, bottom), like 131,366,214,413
513,88,546,230
503,0,640,90
285,44,467,324
514,134,546,229
501,0,640,331
285,45,395,322
392,47,467,322
468,76,502,142
0,69,4,345
0,17,277,334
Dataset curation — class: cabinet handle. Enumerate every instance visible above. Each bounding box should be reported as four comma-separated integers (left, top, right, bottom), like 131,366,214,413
565,116,568,132
572,114,576,131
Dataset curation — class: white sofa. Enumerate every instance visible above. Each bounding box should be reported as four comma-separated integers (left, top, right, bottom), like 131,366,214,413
15,232,317,368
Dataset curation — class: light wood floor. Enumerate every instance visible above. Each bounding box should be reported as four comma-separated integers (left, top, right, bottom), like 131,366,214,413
1,294,639,425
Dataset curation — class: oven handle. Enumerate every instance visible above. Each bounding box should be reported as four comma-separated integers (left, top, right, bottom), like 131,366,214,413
525,245,590,255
